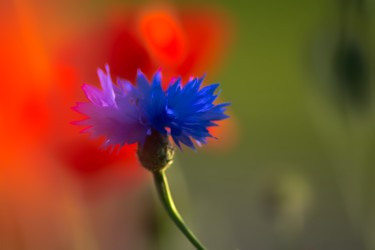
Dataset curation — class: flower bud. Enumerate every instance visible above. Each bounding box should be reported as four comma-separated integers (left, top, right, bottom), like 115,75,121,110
137,130,175,172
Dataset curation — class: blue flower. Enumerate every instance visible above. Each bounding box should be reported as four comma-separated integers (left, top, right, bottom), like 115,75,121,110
73,65,230,150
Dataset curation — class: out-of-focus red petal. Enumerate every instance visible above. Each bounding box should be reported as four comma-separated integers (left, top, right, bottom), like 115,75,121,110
137,6,187,67
136,5,233,83
0,4,53,153
107,16,154,80
55,138,139,175
57,11,154,86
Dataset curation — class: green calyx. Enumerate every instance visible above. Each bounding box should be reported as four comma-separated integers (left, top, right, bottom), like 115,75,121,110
137,130,175,172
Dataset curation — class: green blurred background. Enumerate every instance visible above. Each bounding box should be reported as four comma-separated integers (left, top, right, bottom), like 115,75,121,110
169,0,375,249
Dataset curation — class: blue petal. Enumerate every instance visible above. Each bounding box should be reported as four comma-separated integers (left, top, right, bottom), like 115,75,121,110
136,69,151,94
162,76,230,149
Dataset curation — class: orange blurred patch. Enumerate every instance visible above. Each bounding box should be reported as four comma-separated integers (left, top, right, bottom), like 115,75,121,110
138,6,187,67
18,92,51,141
0,4,52,158
13,0,52,92
136,6,233,82
207,110,240,152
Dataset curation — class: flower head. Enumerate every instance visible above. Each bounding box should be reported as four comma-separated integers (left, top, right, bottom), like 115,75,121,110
73,64,229,150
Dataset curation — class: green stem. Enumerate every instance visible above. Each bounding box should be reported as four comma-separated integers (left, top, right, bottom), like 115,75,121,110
153,170,207,250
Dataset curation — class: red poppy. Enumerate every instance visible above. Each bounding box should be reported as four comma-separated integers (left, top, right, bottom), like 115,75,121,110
0,2,237,197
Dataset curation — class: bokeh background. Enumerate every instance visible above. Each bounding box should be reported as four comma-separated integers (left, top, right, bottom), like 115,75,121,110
1,0,375,249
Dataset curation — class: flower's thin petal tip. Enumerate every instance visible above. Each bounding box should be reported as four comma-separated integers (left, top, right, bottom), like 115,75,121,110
136,69,150,87
71,102,87,115
195,140,203,148
190,145,198,152
152,69,162,85
199,72,207,81
97,67,104,76
71,105,78,112
155,70,162,78
137,68,144,76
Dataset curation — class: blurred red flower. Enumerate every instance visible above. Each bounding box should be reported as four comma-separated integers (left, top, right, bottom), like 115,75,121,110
0,2,237,248
0,2,237,194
